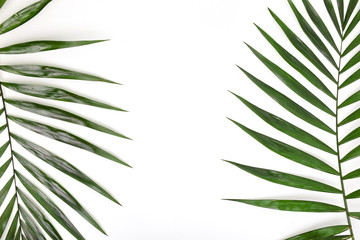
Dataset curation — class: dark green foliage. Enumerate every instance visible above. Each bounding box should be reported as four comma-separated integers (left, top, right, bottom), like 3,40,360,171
0,0,129,239
227,0,360,239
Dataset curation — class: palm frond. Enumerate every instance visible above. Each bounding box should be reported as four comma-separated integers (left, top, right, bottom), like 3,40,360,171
0,0,129,239
227,0,360,239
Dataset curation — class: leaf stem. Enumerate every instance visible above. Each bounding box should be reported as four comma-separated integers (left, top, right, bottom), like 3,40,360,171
0,83,22,236
336,32,354,239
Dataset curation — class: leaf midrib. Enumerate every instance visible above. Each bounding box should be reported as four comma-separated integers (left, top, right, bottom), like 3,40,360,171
335,28,354,239
0,82,23,236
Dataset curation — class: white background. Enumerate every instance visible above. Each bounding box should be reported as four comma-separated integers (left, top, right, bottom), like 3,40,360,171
0,0,360,239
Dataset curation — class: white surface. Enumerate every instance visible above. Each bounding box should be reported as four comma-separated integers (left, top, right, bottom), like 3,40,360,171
0,0,359,239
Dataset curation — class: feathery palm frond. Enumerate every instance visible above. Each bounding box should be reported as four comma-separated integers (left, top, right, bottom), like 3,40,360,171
0,0,130,239
227,0,360,239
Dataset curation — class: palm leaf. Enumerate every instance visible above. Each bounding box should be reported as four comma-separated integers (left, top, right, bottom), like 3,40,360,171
0,1,130,239
0,40,108,54
324,0,341,37
337,0,344,23
285,225,349,240
227,0,360,239
226,199,344,212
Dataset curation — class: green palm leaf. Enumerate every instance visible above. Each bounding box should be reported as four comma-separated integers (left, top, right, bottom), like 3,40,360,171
0,1,130,239
303,0,338,52
0,40,107,54
0,0,5,9
225,199,344,212
343,0,358,27
1,82,125,111
289,0,339,64
230,92,335,154
237,66,335,134
255,24,335,99
0,195,16,237
324,0,341,36
0,65,117,84
245,43,335,115
228,118,338,174
337,0,344,23
224,160,340,193
227,0,360,239
343,10,360,39
18,190,62,240
344,169,360,179
269,9,336,82
19,207,46,240
0,0,51,35
5,212,19,240
285,225,349,240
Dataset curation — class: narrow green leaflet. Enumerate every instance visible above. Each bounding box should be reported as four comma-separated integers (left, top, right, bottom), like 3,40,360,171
21,227,30,240
341,145,360,162
228,118,338,175
239,67,335,134
0,0,51,35
5,212,19,240
18,190,63,240
337,0,344,22
0,65,117,84
2,82,125,111
0,0,5,9
343,10,360,39
11,133,120,204
346,189,360,199
224,160,340,193
0,178,13,208
339,126,360,144
343,0,359,28
339,90,360,108
0,141,9,157
288,0,338,67
0,158,11,179
338,108,360,126
15,152,105,234
319,237,351,240
9,116,131,167
6,100,130,139
286,225,348,240
19,207,46,240
341,51,360,73
231,92,335,154
323,0,341,36
21,221,35,240
0,40,107,54
269,9,336,82
342,34,360,56
225,199,344,212
302,0,338,52
344,168,360,179
16,172,85,240
349,212,360,219
255,24,335,99
15,230,20,240
340,69,360,88
0,195,16,238
246,44,335,115
0,124,6,135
